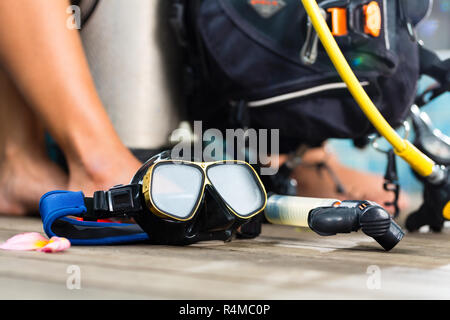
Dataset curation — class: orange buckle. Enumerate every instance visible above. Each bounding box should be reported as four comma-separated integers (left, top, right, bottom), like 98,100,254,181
363,1,381,37
327,8,348,36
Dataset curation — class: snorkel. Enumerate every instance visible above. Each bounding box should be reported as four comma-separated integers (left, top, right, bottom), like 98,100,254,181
300,0,449,231
265,195,404,251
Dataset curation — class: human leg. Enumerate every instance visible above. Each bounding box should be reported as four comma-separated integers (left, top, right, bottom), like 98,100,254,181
0,0,141,196
0,68,67,215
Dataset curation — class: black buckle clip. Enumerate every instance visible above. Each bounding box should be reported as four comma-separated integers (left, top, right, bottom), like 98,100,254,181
84,184,143,221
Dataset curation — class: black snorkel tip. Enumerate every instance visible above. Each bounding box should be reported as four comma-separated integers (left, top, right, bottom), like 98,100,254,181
359,205,405,251
374,220,404,251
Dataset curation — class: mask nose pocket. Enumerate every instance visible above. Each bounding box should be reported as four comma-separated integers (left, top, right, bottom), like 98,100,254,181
200,186,236,233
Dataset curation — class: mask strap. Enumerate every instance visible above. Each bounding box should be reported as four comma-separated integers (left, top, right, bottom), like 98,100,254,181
39,190,149,245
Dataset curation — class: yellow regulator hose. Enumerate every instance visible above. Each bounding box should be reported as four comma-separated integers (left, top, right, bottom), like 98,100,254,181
301,0,435,177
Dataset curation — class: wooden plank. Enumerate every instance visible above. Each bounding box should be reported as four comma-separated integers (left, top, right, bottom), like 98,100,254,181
0,216,449,299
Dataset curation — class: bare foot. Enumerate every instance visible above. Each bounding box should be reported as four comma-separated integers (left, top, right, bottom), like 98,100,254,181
0,147,68,215
67,147,142,196
292,148,409,215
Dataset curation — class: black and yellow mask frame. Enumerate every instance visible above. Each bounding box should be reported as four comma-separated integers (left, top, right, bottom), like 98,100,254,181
84,151,267,245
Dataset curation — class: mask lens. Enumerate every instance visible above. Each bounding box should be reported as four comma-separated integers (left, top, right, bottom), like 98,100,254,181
206,163,265,217
151,163,204,220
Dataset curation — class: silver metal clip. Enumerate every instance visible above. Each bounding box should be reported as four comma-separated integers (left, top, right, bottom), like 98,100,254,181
300,8,327,65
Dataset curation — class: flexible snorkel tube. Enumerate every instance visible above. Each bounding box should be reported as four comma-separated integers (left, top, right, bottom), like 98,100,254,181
300,0,450,229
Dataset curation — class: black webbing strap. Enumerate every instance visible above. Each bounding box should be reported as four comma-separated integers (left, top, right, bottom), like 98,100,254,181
83,184,143,221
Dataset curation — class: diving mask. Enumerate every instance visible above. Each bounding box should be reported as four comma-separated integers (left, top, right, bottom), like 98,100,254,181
39,151,267,245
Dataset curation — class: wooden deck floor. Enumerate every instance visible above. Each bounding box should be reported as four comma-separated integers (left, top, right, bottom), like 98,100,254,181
0,214,449,300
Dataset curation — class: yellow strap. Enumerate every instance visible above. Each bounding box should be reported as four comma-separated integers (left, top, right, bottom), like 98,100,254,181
301,0,435,177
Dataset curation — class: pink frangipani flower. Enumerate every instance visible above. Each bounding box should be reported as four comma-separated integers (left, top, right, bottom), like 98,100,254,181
0,232,70,253
37,237,71,253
